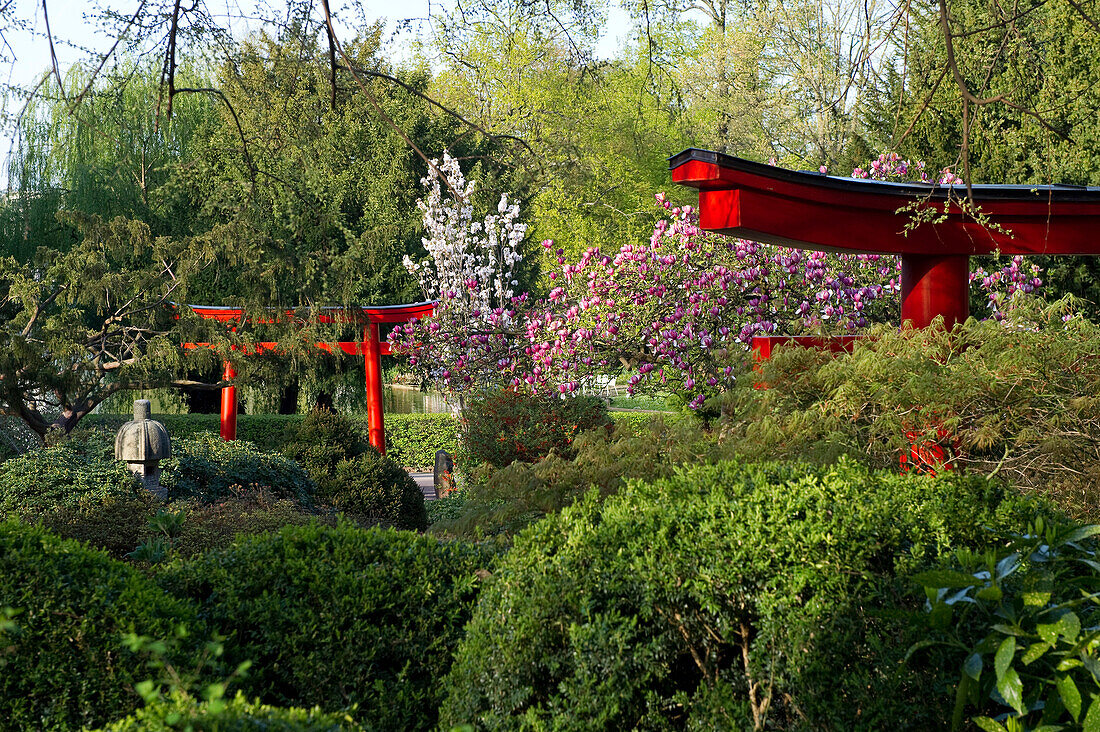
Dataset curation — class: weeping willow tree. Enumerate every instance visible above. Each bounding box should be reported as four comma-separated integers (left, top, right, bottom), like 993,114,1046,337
1,60,216,262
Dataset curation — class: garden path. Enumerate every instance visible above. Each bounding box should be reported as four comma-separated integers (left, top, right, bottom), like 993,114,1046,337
409,472,437,501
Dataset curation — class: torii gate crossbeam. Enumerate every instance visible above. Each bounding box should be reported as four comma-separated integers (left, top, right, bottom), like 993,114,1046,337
670,149,1100,328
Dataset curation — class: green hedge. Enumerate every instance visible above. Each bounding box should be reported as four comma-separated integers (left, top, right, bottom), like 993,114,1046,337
83,414,301,452
161,435,315,506
0,434,141,517
0,520,210,730
384,414,460,468
156,522,496,730
440,459,1048,730
84,412,652,470
95,692,363,731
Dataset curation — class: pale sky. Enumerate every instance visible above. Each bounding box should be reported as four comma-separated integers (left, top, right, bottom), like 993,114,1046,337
1,0,629,91
0,0,630,177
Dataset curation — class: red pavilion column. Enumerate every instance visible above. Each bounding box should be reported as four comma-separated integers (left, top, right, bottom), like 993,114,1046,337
220,360,238,441
900,254,970,329
363,322,386,455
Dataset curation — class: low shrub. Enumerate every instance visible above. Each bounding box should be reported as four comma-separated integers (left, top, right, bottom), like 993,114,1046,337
160,434,315,506
720,299,1100,520
0,520,210,730
95,691,363,731
440,459,1048,731
463,389,610,468
326,454,428,531
915,518,1100,729
437,417,732,539
426,493,470,527
37,494,161,558
156,522,497,730
283,410,374,495
171,490,324,557
31,488,321,562
0,432,141,517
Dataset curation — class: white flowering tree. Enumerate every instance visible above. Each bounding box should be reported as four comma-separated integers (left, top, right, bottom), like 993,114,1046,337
394,153,528,405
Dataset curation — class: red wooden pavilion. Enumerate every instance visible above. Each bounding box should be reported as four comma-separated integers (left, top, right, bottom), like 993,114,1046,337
183,301,435,454
669,149,1100,329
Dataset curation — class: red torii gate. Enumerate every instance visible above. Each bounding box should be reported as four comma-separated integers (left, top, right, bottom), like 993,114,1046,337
669,149,1100,329
183,301,435,454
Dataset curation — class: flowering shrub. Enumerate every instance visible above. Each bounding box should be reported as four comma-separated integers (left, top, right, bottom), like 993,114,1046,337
398,152,526,403
462,389,610,468
394,153,1046,410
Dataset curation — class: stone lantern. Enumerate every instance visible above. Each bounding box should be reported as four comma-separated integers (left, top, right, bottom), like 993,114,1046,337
114,399,172,498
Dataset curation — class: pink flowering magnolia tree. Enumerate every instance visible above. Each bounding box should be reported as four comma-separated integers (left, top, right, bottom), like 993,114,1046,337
392,153,1045,410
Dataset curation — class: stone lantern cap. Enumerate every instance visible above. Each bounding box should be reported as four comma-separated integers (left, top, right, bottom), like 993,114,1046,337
114,400,171,463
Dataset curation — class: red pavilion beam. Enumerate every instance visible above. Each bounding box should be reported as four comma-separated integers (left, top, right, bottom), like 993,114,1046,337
670,150,1100,328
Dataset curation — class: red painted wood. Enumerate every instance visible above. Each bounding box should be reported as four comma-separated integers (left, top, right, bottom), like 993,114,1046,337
220,361,237,441
183,341,393,356
901,254,970,328
363,323,386,455
751,335,865,360
673,156,1100,257
184,302,436,324
186,302,426,445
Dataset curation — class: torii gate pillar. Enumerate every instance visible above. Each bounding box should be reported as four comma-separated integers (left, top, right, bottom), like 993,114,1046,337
900,254,970,329
220,361,238,441
363,322,386,455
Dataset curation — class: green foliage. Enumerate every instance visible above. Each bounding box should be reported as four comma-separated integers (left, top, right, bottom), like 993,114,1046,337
720,300,1100,520
96,691,363,731
161,434,315,506
440,459,1047,730
82,412,644,467
283,410,375,495
436,416,727,539
170,490,324,559
128,508,189,563
0,520,210,730
386,413,460,469
38,494,161,558
0,211,234,439
31,482,318,561
917,519,1100,730
282,410,426,530
174,25,512,306
156,522,497,730
426,493,470,527
0,432,141,517
2,61,215,262
463,390,610,468
84,414,305,452
328,454,428,531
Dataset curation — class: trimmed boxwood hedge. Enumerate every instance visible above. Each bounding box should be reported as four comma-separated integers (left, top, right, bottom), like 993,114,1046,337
83,414,302,452
95,692,363,731
0,520,211,731
156,522,497,730
440,459,1048,731
84,412,659,469
0,433,141,517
